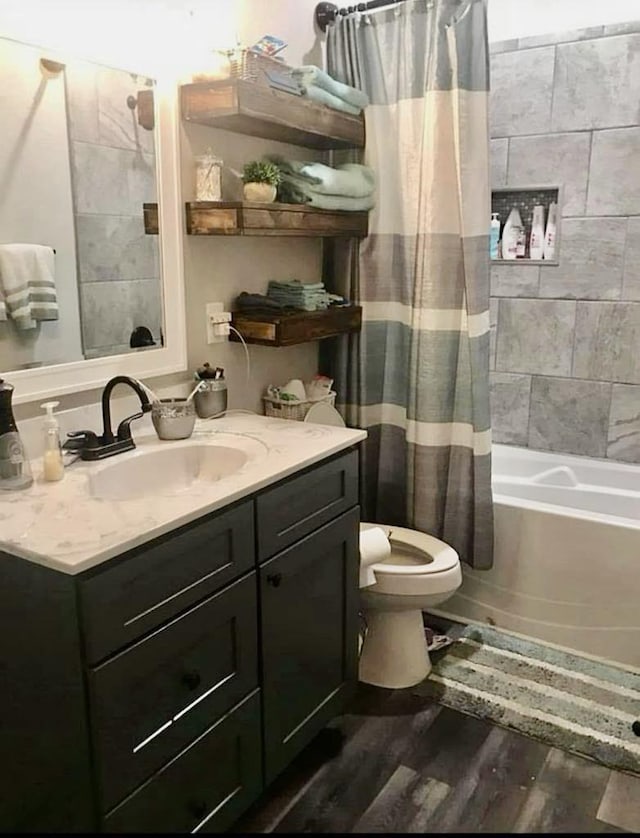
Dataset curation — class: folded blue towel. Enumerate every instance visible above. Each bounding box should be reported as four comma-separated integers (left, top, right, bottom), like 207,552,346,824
305,192,375,212
291,65,369,110
303,84,362,115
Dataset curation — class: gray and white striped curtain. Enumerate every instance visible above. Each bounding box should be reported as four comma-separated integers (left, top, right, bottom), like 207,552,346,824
326,0,494,569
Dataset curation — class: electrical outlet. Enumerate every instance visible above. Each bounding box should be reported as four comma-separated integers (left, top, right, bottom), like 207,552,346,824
206,302,231,344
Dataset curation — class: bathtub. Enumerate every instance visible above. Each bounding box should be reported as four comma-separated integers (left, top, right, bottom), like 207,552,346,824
434,444,640,668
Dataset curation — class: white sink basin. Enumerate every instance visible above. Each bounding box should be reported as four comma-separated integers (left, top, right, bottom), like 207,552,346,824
88,440,250,501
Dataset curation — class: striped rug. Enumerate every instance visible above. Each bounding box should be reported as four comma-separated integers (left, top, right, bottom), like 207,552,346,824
414,624,640,775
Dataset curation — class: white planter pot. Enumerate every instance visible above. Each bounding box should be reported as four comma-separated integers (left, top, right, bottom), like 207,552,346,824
243,182,277,203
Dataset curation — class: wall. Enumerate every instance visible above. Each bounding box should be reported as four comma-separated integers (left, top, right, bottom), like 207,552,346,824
489,22,640,462
65,61,162,359
488,0,640,41
178,0,327,413
0,37,83,370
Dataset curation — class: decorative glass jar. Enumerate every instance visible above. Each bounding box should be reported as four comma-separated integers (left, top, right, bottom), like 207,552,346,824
195,149,223,201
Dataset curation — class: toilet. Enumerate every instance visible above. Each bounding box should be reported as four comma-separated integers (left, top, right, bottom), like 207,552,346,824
358,522,462,689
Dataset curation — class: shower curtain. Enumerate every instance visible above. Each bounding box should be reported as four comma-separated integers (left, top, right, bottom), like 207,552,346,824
325,0,494,569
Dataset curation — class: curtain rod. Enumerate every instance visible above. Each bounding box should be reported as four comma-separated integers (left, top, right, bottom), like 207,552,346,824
315,0,407,33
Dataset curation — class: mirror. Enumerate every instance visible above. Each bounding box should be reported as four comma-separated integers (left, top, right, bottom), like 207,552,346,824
0,35,186,403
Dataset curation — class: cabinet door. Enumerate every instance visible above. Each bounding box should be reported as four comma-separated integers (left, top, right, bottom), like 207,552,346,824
103,690,262,834
260,507,359,784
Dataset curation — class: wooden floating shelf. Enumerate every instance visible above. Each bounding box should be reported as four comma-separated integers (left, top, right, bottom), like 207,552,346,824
143,201,369,237
184,201,368,238
181,79,365,150
230,305,362,347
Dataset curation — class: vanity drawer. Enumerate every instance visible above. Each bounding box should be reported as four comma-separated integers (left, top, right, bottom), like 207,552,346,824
256,449,359,561
102,689,262,834
89,572,258,812
79,500,254,663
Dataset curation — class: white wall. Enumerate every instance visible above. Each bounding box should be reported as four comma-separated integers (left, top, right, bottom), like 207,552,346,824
181,0,326,413
0,37,83,371
488,0,640,42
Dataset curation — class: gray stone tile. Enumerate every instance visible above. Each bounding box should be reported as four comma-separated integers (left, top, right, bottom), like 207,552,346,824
490,372,531,445
97,66,156,155
529,376,611,456
507,132,591,216
603,21,640,36
606,384,640,463
573,301,640,384
587,128,640,215
597,769,640,832
538,218,627,300
491,264,540,297
490,47,555,138
80,279,162,352
489,39,519,55
76,214,160,282
490,138,508,187
71,142,157,215
518,26,604,50
489,298,499,371
65,59,99,144
551,35,640,132
622,217,640,301
495,299,576,376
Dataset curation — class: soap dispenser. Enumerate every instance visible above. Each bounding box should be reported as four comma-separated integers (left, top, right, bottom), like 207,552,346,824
41,401,64,482
0,379,33,490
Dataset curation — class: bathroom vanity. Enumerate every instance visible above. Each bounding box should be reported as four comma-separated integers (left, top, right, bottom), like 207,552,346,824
0,416,365,833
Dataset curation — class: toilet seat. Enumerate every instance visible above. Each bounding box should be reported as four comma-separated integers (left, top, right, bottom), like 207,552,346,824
359,522,460,597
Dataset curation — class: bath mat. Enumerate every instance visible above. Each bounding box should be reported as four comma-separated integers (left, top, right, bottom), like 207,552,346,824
414,623,640,775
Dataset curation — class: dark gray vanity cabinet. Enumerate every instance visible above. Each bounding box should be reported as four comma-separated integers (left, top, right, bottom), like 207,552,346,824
260,507,359,784
0,447,360,833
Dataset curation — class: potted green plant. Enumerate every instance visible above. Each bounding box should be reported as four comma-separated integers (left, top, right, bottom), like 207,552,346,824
241,160,281,203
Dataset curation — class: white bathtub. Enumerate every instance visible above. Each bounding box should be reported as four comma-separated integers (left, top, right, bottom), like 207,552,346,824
435,445,640,668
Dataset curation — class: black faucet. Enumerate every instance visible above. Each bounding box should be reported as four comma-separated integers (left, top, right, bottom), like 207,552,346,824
63,376,153,461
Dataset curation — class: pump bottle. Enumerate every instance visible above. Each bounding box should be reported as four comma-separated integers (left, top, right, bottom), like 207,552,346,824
41,401,64,482
0,379,33,490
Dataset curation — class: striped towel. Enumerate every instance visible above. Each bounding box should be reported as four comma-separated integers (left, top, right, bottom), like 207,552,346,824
0,244,58,330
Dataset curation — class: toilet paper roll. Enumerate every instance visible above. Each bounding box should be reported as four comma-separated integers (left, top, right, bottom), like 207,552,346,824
359,526,391,588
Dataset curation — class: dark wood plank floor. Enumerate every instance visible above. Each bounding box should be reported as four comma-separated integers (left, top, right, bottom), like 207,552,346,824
232,684,640,833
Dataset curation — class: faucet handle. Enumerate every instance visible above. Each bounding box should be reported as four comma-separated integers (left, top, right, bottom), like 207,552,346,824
116,412,144,441
63,430,101,451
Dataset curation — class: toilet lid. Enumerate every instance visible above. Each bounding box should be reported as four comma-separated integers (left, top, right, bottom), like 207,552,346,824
360,523,459,574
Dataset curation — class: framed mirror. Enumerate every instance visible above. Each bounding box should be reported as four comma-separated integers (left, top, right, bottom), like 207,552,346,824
0,34,186,404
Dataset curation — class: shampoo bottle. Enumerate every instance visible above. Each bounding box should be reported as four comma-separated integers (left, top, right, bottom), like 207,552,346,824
502,207,524,260
543,202,557,260
41,401,64,482
529,204,545,260
490,212,500,259
0,379,33,491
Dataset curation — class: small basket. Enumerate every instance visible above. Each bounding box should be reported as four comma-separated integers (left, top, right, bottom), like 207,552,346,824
263,391,336,422
222,48,291,85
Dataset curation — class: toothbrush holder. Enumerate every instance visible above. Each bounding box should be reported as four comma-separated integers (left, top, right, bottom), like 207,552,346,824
194,380,227,419
151,398,196,440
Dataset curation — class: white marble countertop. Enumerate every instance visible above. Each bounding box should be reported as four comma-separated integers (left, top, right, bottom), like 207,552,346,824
0,415,366,575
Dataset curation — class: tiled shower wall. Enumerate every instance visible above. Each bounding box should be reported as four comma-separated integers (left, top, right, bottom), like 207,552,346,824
489,20,640,463
65,62,161,359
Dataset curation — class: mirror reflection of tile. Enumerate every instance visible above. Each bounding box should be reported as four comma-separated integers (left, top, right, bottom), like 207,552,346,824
0,36,164,373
